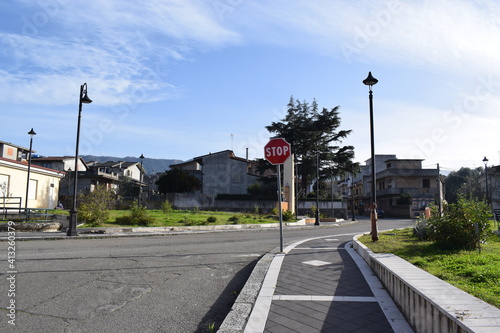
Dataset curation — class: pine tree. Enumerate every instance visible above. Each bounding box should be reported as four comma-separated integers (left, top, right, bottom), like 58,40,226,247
266,96,355,197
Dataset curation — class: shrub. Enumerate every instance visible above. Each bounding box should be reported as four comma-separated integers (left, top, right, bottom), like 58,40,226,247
413,217,429,241
309,206,317,218
282,210,296,222
77,185,115,226
161,200,173,216
426,197,491,250
228,215,240,224
115,200,155,226
207,216,217,223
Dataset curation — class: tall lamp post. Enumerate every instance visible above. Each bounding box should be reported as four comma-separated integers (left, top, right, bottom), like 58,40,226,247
138,154,144,206
25,128,36,217
363,71,379,241
483,157,490,203
315,146,320,226
351,173,356,221
67,83,92,236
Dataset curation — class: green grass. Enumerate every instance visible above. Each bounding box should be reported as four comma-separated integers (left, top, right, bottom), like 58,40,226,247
56,209,284,228
358,228,500,308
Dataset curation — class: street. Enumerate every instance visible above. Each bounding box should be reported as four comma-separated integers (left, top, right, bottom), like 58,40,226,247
0,219,413,332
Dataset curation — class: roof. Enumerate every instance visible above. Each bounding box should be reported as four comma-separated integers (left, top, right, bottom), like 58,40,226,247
32,156,88,168
0,156,66,176
94,161,140,168
384,158,424,163
193,150,249,164
31,156,74,161
0,139,34,152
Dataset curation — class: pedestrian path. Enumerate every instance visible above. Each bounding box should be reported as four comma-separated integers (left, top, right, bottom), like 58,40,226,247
244,235,413,332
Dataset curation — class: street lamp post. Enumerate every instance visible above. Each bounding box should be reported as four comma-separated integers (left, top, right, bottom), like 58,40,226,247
483,157,490,203
67,83,92,236
25,128,36,218
351,173,356,221
315,146,320,226
363,71,379,241
139,154,144,206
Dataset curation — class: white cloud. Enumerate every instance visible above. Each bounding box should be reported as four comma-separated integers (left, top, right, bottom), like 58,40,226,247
0,0,240,106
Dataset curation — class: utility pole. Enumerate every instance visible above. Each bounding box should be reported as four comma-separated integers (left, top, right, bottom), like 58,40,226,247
437,163,443,216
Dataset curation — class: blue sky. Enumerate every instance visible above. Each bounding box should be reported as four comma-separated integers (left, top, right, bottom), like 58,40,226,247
1,0,500,172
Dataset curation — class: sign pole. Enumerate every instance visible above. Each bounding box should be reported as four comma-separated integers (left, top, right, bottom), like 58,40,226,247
264,137,291,253
277,164,284,252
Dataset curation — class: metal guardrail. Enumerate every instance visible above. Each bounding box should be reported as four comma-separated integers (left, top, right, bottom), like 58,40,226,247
1,207,52,221
493,209,500,221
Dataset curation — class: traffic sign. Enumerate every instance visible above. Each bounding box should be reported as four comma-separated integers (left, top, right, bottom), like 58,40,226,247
264,138,291,165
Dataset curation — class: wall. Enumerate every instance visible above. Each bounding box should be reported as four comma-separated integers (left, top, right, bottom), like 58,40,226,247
0,162,63,209
202,152,257,196
353,237,500,333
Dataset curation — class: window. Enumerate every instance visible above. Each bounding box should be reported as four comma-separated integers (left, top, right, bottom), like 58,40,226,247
423,179,430,188
28,179,38,199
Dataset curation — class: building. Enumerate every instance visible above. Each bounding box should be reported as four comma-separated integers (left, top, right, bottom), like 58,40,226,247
342,155,442,218
31,157,146,207
376,158,441,217
170,150,260,198
0,141,65,211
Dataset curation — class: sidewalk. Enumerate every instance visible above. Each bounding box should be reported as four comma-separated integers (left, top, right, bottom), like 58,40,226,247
227,235,414,333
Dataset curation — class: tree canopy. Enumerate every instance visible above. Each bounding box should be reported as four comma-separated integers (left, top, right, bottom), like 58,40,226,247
266,97,356,197
444,167,485,204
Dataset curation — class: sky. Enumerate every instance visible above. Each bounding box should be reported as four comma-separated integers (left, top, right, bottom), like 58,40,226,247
1,0,500,173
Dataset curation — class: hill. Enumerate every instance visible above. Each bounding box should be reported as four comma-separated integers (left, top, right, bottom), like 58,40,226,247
81,155,183,175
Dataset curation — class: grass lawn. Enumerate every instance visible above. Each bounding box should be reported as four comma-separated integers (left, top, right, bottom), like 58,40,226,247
43,209,285,228
358,228,500,308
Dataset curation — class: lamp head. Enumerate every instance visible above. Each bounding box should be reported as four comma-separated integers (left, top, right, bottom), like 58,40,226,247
28,128,36,137
363,72,378,87
81,83,92,104
140,154,145,159
483,156,488,164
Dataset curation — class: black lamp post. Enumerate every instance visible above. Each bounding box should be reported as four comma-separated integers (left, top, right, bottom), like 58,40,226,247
363,71,379,241
139,154,144,206
315,146,320,226
67,83,92,236
351,173,356,221
483,157,490,203
25,128,36,217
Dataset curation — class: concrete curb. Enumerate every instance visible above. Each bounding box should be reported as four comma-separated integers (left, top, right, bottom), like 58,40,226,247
218,251,277,333
352,234,500,333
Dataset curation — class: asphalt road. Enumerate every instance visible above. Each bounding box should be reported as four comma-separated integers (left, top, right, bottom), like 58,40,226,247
0,218,413,333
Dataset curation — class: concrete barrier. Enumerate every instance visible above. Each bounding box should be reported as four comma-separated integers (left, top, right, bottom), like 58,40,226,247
353,235,500,333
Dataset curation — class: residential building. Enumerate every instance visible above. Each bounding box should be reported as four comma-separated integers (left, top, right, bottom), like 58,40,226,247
342,155,442,218
170,150,260,197
0,141,65,210
31,157,146,207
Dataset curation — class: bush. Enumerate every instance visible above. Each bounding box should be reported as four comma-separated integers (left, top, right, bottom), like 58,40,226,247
427,197,491,250
413,217,429,241
161,200,173,216
115,200,155,226
228,215,240,224
77,185,115,226
282,210,296,222
207,216,217,223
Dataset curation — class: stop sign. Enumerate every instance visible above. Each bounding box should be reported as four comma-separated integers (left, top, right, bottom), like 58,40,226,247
264,138,291,165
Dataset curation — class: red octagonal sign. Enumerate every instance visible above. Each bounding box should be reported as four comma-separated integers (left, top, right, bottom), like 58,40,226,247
264,138,291,165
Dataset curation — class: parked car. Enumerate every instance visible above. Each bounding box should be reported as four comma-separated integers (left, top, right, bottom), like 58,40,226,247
377,209,384,218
